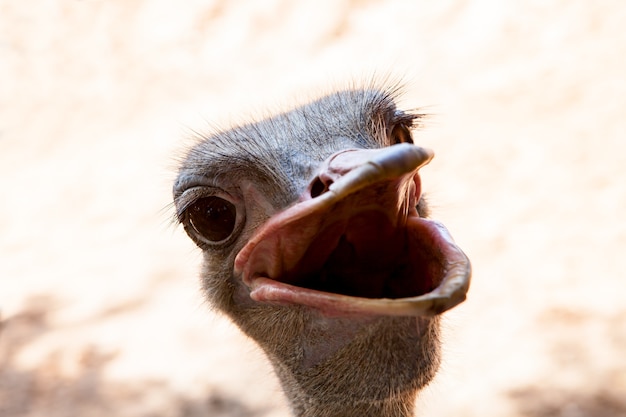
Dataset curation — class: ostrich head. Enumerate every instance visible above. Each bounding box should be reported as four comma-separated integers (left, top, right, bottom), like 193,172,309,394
173,84,471,417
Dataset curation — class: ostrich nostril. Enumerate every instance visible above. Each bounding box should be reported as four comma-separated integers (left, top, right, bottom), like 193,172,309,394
310,176,330,198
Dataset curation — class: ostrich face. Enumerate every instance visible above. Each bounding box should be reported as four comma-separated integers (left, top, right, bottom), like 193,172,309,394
173,86,471,410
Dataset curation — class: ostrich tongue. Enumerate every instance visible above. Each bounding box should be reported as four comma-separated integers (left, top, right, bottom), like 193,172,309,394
234,143,471,317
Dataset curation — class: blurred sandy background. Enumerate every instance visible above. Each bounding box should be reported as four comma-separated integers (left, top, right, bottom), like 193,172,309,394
1,1,625,416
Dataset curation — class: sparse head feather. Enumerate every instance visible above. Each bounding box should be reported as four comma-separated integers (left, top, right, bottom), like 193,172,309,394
175,83,426,217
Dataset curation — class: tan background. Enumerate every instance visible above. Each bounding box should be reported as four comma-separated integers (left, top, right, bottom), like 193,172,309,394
1,1,625,416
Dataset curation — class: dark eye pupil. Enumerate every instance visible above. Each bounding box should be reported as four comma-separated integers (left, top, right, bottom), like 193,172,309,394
188,196,237,242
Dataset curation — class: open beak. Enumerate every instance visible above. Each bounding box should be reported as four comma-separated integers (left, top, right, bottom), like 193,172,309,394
234,143,471,317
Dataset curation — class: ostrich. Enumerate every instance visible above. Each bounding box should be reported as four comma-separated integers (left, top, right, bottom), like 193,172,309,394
173,83,471,417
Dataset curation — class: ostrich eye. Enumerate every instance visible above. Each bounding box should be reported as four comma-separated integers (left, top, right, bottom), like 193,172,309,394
390,123,413,144
187,196,237,243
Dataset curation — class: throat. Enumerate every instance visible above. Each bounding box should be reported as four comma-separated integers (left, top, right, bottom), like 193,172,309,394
258,314,441,417
283,390,418,417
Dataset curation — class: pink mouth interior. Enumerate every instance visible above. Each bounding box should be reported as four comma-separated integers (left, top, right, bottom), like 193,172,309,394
274,212,446,300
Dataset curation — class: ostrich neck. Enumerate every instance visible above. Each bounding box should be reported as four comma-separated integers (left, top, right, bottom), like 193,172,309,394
232,301,439,417
282,387,417,417
273,352,417,417
274,364,418,417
